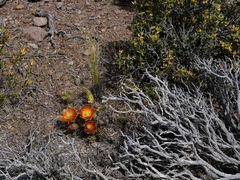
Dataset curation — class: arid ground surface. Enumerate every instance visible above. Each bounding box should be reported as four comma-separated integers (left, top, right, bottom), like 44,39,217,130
0,0,136,178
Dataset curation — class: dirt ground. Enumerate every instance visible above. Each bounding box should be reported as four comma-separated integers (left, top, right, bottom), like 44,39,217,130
0,0,135,178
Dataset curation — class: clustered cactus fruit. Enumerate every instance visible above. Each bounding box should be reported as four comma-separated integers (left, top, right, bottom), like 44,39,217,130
60,105,96,134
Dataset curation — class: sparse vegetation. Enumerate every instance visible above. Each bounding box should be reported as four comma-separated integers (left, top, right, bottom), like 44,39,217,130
0,0,239,179
0,23,32,104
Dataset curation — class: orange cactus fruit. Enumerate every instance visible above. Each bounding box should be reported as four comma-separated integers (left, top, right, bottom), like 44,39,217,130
84,121,96,134
60,107,77,124
68,123,79,130
78,105,95,121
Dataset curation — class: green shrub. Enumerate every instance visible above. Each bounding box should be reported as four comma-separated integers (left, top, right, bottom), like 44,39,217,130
116,0,240,81
0,24,32,104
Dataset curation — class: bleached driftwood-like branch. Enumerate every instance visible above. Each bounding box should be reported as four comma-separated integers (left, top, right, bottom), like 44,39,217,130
195,56,240,128
0,121,114,180
103,61,240,179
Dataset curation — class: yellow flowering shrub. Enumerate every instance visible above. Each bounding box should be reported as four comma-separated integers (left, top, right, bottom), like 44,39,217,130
115,0,239,84
0,25,32,104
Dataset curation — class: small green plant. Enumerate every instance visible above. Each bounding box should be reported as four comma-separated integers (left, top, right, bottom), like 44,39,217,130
0,49,32,103
89,135,97,143
0,23,32,104
86,38,99,85
83,87,94,103
61,90,74,104
0,93,5,104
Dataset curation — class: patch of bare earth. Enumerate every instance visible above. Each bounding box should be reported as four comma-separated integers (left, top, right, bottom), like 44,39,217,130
0,0,135,178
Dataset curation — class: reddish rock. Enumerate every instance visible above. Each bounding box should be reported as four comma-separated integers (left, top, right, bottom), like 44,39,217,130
23,26,47,42
15,4,24,10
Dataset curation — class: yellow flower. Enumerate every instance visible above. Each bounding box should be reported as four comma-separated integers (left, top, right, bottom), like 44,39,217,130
215,4,221,11
30,59,36,66
119,50,123,55
27,79,31,84
203,0,208,4
20,48,27,55
220,41,225,48
231,24,239,32
192,17,197,23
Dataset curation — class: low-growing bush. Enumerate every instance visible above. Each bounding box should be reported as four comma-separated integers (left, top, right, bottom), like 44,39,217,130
116,0,239,82
0,22,32,104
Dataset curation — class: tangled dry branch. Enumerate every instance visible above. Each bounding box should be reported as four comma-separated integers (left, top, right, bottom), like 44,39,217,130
0,120,114,180
103,57,240,179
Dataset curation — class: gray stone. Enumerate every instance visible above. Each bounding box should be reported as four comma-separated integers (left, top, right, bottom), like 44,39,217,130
27,43,38,49
74,77,81,86
56,2,63,9
23,26,47,42
68,61,74,65
33,17,47,27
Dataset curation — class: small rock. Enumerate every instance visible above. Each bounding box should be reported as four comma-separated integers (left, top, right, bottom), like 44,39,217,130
53,72,63,79
16,4,24,9
23,26,47,42
72,5,78,10
83,49,89,56
68,61,74,65
57,50,65,55
113,0,120,5
56,2,63,9
114,9,122,15
28,43,38,49
85,0,90,6
74,77,81,86
74,23,81,27
40,1,45,6
66,6,72,10
101,28,106,33
33,17,47,27
23,19,31,24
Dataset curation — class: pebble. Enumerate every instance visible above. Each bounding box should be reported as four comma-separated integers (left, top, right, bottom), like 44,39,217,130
23,26,47,42
74,77,81,86
15,4,24,10
83,49,89,56
56,2,63,9
57,50,65,55
33,17,47,27
68,61,74,65
23,19,31,24
40,1,45,6
28,43,38,49
66,6,72,10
